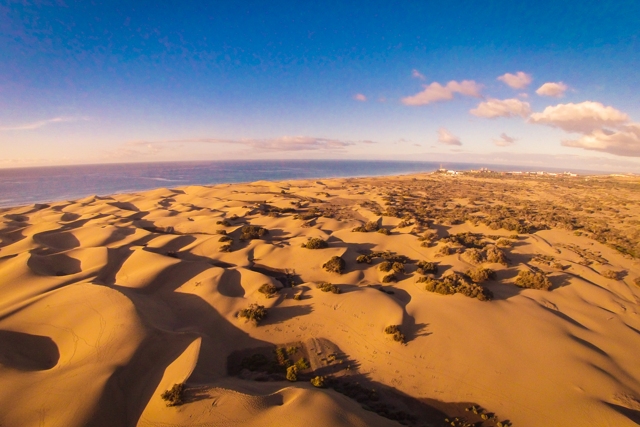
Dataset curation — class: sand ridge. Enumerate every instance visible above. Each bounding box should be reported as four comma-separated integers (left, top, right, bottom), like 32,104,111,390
1,173,640,426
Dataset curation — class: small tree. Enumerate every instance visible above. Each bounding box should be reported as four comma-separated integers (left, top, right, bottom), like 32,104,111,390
161,383,185,406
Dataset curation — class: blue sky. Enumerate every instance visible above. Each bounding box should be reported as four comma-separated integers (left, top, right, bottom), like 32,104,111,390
1,0,639,171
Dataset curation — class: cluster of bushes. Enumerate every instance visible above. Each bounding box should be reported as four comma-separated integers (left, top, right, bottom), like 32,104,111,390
240,225,269,240
384,325,405,343
442,232,485,248
419,273,493,301
238,304,267,323
514,270,552,290
218,235,232,242
356,251,410,265
601,269,623,280
310,376,325,387
322,256,346,274
216,219,231,227
258,283,278,298
161,383,185,406
378,261,405,274
301,237,328,249
416,261,438,275
462,245,508,265
352,221,380,232
317,282,341,293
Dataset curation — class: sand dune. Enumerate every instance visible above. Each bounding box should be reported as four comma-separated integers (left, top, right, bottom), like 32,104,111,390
1,173,640,426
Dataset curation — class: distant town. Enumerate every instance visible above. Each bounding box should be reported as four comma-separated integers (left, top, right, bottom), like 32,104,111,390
436,167,579,177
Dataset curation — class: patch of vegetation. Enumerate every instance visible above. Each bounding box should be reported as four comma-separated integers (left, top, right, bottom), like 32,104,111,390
514,270,552,290
377,227,390,235
384,325,405,343
416,260,438,275
419,273,493,301
286,346,298,355
466,267,496,283
601,269,623,280
317,282,341,293
352,221,380,232
323,256,346,274
161,383,185,407
240,225,269,240
216,219,231,226
310,376,325,387
215,229,227,235
437,245,452,256
219,244,232,252
218,235,232,242
496,238,513,247
462,245,508,265
295,357,310,370
356,254,372,264
301,237,329,249
382,273,397,283
238,304,267,323
258,283,278,298
286,365,298,381
293,294,302,300
443,232,485,248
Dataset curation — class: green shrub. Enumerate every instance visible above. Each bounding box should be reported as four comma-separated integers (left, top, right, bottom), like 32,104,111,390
258,283,278,298
317,282,341,293
161,383,185,406
514,270,552,290
240,225,269,240
302,237,328,249
323,256,346,274
238,304,267,323
416,261,438,275
286,346,298,355
310,376,325,387
295,357,310,370
286,365,298,382
384,325,405,343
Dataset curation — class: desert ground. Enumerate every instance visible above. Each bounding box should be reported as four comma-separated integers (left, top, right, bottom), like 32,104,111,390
1,172,640,427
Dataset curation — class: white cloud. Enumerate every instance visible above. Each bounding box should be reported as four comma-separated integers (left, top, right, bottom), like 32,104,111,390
497,72,532,89
561,124,640,157
529,101,629,133
412,69,426,80
0,116,85,131
493,133,517,147
437,128,462,146
353,93,367,102
402,80,482,106
470,98,531,118
536,82,568,97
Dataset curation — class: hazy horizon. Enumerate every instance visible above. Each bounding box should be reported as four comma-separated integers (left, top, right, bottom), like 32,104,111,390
2,1,639,172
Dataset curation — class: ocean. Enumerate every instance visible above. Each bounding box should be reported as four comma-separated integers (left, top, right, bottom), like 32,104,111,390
0,159,587,209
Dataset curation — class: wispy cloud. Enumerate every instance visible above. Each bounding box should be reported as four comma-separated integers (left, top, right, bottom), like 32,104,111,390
402,80,482,106
0,116,86,131
437,128,462,146
535,82,568,97
497,72,532,89
353,93,367,102
562,124,640,157
411,69,426,80
470,98,531,118
493,133,517,146
119,135,374,155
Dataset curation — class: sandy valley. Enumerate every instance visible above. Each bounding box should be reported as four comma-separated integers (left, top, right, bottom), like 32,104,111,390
1,172,640,427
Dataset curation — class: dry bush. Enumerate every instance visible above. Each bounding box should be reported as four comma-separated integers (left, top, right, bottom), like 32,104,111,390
437,245,452,256
302,237,328,249
443,232,485,248
496,238,512,247
416,261,438,275
384,325,405,343
378,261,393,272
419,273,493,301
485,245,508,265
382,273,397,283
161,383,185,406
514,270,552,290
240,225,269,240
601,269,623,280
258,283,278,298
466,267,496,283
317,282,341,293
323,256,346,274
218,235,232,242
352,221,379,232
377,227,390,235
463,248,483,264
356,254,372,264
286,365,298,382
310,376,325,387
238,304,267,323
